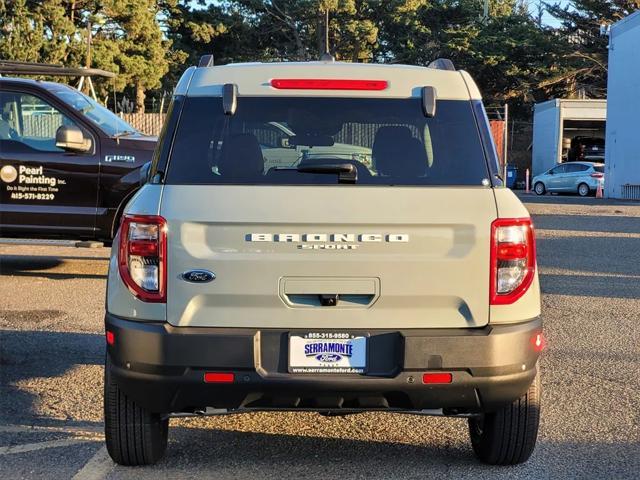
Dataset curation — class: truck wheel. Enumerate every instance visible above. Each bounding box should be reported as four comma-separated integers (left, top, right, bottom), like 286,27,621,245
104,356,168,466
468,370,540,465
534,182,545,195
577,183,590,197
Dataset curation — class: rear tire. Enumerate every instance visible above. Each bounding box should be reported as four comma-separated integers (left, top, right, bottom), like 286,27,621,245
577,183,590,197
534,182,546,195
104,356,168,466
468,369,540,465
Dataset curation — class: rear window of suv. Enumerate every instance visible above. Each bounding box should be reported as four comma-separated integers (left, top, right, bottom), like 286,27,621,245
165,97,490,186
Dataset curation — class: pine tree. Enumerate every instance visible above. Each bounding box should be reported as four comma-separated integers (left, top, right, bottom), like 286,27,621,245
0,0,77,64
92,0,178,112
219,1,380,61
376,0,567,108
546,0,640,98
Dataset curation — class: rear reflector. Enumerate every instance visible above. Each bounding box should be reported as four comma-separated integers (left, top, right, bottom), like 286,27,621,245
422,373,453,384
204,372,235,384
270,79,388,91
106,331,115,346
591,173,604,178
533,333,545,352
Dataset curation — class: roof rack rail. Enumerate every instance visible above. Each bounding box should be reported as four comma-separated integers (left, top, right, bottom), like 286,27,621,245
198,54,214,68
0,60,116,78
427,58,456,71
0,60,116,101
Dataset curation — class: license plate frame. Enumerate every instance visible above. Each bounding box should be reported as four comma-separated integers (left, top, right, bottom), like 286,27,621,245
288,332,367,374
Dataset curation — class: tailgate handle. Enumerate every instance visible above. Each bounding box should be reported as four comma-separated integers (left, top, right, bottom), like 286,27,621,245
280,277,379,308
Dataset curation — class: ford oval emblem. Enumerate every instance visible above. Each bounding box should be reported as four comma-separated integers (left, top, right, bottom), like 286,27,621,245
315,353,342,363
181,270,216,283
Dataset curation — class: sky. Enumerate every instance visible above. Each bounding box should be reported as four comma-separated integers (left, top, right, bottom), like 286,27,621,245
531,0,573,27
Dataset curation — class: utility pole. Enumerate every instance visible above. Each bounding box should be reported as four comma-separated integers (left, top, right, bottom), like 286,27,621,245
482,0,490,22
86,21,92,68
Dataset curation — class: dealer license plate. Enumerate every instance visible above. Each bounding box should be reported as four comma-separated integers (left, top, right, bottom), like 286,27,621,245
289,333,367,374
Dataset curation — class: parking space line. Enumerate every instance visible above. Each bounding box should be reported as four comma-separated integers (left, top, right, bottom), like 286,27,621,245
72,446,114,480
0,438,92,455
0,424,103,437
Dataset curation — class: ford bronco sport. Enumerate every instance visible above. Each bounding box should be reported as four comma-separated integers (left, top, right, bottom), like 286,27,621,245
104,58,543,466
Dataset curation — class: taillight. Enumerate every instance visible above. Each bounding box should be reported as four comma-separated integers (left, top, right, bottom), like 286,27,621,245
490,218,536,305
591,172,604,178
118,214,167,303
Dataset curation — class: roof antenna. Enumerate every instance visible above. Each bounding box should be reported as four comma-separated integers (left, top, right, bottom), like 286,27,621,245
320,9,334,62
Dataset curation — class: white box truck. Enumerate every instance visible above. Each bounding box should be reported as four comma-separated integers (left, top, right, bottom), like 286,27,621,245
532,99,606,176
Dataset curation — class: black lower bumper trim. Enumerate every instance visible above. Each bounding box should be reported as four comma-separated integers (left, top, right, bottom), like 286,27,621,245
105,314,542,414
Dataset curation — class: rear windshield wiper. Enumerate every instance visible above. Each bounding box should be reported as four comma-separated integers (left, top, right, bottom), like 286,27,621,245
296,163,357,184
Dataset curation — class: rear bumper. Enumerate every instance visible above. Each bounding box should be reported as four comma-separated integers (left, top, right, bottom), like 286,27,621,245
586,178,604,189
105,313,542,414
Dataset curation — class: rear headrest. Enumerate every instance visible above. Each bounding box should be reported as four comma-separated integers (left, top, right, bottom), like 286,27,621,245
373,126,427,178
373,126,413,154
218,133,264,179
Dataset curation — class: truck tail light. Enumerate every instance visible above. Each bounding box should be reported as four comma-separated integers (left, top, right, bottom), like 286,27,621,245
118,215,167,303
490,218,536,305
591,172,604,178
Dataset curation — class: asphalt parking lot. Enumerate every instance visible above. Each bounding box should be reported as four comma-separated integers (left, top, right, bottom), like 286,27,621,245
1,194,639,479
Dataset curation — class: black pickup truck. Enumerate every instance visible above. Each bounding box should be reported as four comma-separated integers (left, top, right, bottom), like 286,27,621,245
0,76,156,242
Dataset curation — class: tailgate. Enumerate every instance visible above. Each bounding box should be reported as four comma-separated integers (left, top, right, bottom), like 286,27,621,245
161,185,496,329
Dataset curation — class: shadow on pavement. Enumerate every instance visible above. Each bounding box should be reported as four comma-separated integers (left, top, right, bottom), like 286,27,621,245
518,192,638,207
540,273,640,299
537,234,640,271
0,255,107,280
101,425,640,479
537,233,640,297
533,214,640,234
0,329,103,424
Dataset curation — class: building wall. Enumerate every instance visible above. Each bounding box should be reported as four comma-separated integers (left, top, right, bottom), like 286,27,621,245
532,100,559,176
605,11,640,199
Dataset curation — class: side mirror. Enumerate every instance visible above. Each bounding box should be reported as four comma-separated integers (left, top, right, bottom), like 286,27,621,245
56,125,91,153
139,161,151,186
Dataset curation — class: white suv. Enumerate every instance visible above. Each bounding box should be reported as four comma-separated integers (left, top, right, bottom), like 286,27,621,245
104,58,543,466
